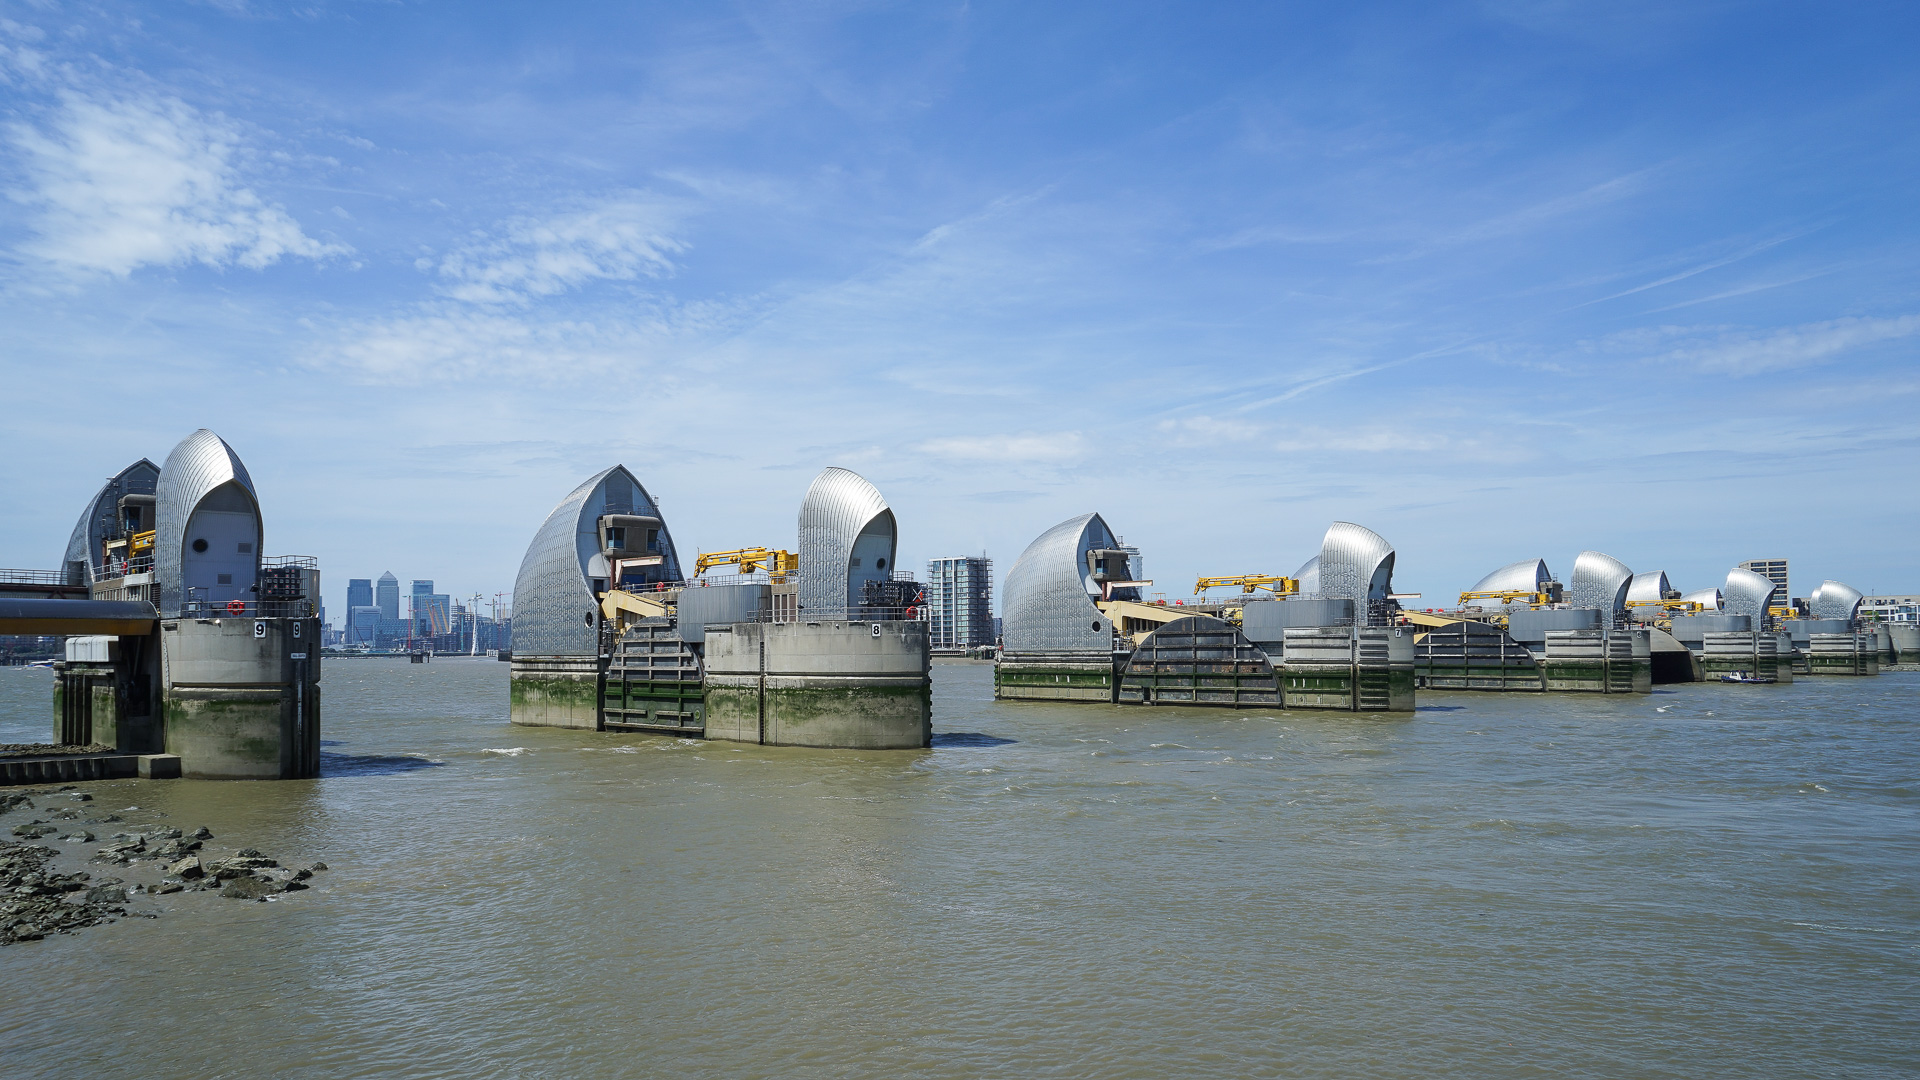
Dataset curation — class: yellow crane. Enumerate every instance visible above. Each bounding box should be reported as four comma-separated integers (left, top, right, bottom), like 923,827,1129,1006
1194,574,1299,597
694,547,798,582
1458,589,1553,607
1625,599,1705,614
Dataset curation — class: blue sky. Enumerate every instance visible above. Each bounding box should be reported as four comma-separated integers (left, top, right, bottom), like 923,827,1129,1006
2,1,1916,619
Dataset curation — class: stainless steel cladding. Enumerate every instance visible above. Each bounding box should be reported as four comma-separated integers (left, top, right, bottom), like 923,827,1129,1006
1471,559,1553,595
1626,571,1671,606
1316,522,1395,624
1293,556,1321,598
1569,551,1633,628
796,467,896,617
1721,567,1779,621
1808,579,1864,622
675,583,770,644
154,430,262,617
1681,587,1723,611
1002,513,1127,651
62,458,161,584
512,466,682,657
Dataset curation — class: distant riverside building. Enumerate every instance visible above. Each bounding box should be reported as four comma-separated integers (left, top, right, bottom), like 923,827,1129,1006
1862,595,1920,623
1738,559,1789,610
347,577,373,611
377,571,400,621
927,556,994,649
411,580,451,638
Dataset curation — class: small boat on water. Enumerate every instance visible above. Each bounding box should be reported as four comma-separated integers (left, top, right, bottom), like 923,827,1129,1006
1718,671,1775,684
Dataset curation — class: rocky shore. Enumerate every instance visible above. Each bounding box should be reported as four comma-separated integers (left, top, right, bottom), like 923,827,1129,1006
1,788,326,946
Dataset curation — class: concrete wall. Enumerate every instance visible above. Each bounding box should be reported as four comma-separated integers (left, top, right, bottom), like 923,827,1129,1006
160,616,319,779
705,620,930,749
510,655,602,728
1538,629,1650,693
1885,623,1920,664
1276,626,1415,711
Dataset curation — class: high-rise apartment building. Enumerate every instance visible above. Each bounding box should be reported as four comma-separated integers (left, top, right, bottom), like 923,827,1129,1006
1739,558,1790,610
926,556,994,649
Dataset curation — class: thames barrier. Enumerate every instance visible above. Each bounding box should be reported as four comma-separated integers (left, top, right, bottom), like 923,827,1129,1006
5,449,1904,772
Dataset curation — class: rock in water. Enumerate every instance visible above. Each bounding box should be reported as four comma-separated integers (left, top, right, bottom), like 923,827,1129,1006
221,876,283,901
166,856,204,880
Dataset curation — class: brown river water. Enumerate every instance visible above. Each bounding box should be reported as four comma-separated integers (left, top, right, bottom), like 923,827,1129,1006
1,659,1916,1078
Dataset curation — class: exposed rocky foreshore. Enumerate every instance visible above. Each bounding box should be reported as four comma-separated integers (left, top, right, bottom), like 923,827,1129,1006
0,742,114,759
1,788,326,946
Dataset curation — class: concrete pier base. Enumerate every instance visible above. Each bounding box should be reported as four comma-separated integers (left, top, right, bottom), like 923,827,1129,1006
510,655,602,728
1698,632,1793,683
1273,627,1415,711
1537,629,1650,693
1807,632,1879,675
704,620,930,749
159,616,319,779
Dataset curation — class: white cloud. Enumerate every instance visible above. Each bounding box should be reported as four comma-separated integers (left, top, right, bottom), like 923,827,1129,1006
916,432,1085,463
307,299,742,384
1662,314,1920,374
435,195,686,304
8,88,347,275
1154,415,1267,445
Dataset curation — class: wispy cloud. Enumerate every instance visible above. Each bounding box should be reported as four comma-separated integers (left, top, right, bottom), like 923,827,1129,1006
916,432,1084,463
1662,314,1920,374
8,87,347,276
304,299,741,385
433,194,687,304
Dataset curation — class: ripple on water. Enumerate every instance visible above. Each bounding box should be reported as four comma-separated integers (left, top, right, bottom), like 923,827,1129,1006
0,662,1914,1079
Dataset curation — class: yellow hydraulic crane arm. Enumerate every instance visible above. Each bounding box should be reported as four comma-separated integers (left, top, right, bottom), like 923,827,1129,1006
601,588,671,624
694,547,799,581
1194,574,1299,596
1458,589,1551,607
1625,599,1705,614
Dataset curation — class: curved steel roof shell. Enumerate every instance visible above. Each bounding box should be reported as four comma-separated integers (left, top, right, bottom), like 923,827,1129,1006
154,430,260,617
1809,579,1864,622
1680,588,1723,611
511,465,681,657
1569,550,1633,627
1317,522,1395,618
1721,567,1779,620
1002,512,1120,651
1626,571,1672,606
62,458,160,585
797,468,895,616
1292,556,1321,599
1471,559,1552,596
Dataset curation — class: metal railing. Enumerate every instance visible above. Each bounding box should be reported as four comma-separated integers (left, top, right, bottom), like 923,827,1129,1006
92,554,155,580
763,606,927,624
0,568,72,586
181,598,316,619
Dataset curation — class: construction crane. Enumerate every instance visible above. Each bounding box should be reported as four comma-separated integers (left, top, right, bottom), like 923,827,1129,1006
695,547,798,582
1458,589,1553,607
1625,599,1705,614
1194,574,1299,597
